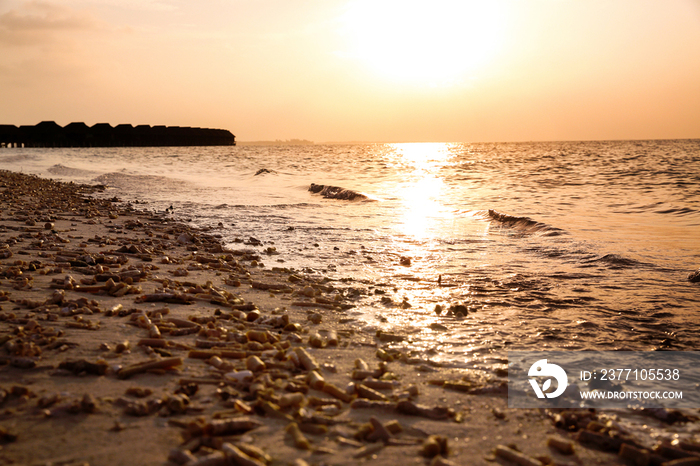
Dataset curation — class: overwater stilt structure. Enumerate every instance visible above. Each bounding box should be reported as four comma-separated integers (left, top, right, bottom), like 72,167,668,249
0,121,236,148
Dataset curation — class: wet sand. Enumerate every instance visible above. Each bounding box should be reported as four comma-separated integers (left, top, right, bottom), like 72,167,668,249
0,170,695,466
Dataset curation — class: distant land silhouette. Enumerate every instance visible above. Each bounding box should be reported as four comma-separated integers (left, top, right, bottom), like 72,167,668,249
239,139,313,146
0,121,236,147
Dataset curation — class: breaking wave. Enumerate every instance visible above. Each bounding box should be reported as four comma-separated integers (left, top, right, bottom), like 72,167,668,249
93,172,186,188
308,183,372,201
481,209,566,236
580,253,650,269
47,164,97,177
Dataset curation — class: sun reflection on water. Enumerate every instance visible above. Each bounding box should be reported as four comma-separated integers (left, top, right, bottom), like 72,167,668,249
390,142,451,168
362,142,509,367
389,143,451,240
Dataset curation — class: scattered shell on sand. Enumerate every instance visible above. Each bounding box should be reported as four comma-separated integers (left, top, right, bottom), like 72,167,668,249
0,170,666,466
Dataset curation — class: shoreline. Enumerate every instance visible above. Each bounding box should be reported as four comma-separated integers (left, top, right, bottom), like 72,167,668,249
0,169,694,466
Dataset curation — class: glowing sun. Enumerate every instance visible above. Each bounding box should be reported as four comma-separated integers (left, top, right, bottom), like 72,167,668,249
340,0,506,86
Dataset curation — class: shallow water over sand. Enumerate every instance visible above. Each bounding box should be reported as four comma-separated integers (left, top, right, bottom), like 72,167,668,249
2,140,699,367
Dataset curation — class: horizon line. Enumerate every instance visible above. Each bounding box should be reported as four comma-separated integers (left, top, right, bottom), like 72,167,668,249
238,136,700,145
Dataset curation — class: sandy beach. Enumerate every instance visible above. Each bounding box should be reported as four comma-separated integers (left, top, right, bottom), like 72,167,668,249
0,169,697,466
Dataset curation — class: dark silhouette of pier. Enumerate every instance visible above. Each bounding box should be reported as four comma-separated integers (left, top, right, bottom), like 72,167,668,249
0,121,236,148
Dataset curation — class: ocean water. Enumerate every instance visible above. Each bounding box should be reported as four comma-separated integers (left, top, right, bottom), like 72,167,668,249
1,141,699,369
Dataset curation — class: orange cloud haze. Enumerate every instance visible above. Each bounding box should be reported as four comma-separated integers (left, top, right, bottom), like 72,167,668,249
1,0,699,142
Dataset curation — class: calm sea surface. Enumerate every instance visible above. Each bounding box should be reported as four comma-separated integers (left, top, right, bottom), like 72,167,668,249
2,141,699,368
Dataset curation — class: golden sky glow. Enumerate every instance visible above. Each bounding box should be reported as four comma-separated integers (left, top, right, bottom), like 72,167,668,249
340,0,506,86
1,0,699,142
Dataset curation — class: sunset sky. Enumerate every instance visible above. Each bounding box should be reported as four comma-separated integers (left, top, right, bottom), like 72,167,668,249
1,0,699,143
